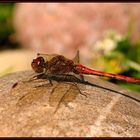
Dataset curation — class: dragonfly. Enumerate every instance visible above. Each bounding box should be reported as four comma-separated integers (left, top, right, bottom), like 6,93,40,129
11,52,87,113
31,51,140,85
12,51,140,113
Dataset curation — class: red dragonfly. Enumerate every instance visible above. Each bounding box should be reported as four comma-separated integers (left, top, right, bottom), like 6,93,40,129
12,51,140,111
31,51,140,85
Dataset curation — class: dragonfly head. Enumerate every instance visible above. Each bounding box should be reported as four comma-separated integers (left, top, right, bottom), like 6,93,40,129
31,56,46,73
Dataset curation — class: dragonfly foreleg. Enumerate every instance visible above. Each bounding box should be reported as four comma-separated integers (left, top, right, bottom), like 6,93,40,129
67,82,87,98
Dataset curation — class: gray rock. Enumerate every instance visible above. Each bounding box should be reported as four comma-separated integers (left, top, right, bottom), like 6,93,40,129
0,71,140,137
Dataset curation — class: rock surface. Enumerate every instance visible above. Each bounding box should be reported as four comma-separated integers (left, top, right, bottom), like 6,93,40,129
0,71,140,137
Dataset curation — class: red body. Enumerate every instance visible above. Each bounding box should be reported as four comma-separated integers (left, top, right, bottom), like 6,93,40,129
75,64,140,85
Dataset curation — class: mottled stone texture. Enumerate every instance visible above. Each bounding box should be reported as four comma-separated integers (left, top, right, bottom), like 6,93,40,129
0,71,140,136
13,3,140,58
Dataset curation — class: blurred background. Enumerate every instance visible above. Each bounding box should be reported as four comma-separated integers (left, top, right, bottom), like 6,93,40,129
0,3,140,92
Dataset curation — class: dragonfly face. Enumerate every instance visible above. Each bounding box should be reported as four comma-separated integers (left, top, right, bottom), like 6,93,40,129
31,56,46,73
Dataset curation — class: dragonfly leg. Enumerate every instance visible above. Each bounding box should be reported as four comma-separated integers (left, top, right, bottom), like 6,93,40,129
53,74,87,97
74,83,87,98
12,73,45,89
24,74,40,82
67,82,87,98
25,73,54,88
11,76,37,89
49,79,53,86
69,74,86,83
21,73,46,84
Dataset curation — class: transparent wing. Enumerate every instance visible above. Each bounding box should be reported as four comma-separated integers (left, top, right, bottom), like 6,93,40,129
38,51,80,63
37,53,58,61
72,50,80,64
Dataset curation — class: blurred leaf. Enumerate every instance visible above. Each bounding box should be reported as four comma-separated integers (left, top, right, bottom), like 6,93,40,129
0,3,19,49
118,82,140,92
91,30,140,92
0,66,14,77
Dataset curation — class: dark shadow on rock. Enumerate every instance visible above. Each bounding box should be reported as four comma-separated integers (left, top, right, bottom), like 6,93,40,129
35,73,140,104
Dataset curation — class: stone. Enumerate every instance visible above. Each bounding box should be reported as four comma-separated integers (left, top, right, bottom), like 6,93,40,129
0,71,140,136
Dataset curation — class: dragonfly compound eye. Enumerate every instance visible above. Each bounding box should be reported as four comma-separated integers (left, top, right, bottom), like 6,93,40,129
31,57,45,73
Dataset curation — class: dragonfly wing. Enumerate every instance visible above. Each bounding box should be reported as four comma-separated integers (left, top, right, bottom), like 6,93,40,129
37,53,58,61
38,51,80,63
72,50,80,63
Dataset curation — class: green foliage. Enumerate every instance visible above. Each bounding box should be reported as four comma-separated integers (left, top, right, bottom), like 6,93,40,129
0,66,14,77
115,36,140,63
0,3,19,49
103,35,140,92
90,30,140,92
